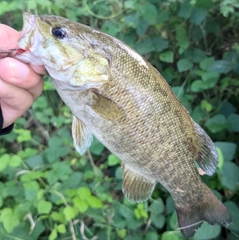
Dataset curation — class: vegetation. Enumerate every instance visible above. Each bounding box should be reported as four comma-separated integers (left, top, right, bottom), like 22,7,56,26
0,0,238,239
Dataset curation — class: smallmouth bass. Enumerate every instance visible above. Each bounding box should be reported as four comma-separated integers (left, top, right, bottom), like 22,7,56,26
15,13,231,237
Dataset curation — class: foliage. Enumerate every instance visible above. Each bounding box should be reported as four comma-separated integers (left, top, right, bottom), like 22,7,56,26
0,0,239,239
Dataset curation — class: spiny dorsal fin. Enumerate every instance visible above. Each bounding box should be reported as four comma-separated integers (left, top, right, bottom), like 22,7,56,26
194,122,218,176
72,116,93,155
122,164,155,203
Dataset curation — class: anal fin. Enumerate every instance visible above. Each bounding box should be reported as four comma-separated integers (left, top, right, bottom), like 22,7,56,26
72,116,93,155
194,122,218,176
122,164,155,202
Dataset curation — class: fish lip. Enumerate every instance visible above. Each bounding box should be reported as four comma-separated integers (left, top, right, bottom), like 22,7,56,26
17,12,37,50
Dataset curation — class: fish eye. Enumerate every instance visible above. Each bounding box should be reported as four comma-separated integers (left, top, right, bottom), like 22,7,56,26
52,27,67,39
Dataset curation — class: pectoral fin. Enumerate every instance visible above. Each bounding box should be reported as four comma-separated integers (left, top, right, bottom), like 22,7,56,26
194,122,218,176
72,116,93,155
89,91,126,122
122,164,155,202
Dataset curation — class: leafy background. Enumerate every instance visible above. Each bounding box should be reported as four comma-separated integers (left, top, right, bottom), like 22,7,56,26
0,0,239,239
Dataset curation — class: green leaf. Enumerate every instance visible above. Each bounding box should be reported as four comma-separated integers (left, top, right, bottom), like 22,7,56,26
177,59,193,72
73,197,89,213
202,72,219,82
178,1,192,19
0,197,3,208
16,129,32,142
194,222,221,240
199,57,215,70
148,198,164,214
166,196,175,214
89,138,105,155
175,26,189,54
169,211,178,230
205,114,227,133
136,37,154,55
46,170,59,185
191,80,208,92
201,100,213,112
63,206,77,221
151,214,165,229
57,224,66,234
156,11,169,24
224,201,239,233
162,231,179,240
208,60,232,73
214,142,236,161
220,162,239,190
176,26,187,42
51,211,65,223
23,181,40,201
107,154,121,166
0,154,10,172
30,220,45,239
20,171,44,182
141,3,157,24
124,1,135,9
145,231,158,240
159,51,174,63
45,146,70,163
117,228,127,238
113,201,134,219
64,172,83,188
134,203,148,219
25,155,43,169
189,48,207,63
52,162,72,180
136,20,149,36
227,114,239,132
37,200,52,214
9,155,21,167
77,187,92,198
0,208,20,233
49,229,58,240
190,8,207,25
179,41,189,54
216,147,224,170
87,196,103,208
152,36,168,52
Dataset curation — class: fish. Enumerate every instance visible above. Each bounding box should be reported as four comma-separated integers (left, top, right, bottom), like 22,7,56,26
15,12,231,237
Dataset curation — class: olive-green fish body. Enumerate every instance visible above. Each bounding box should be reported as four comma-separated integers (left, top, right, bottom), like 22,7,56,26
16,13,231,237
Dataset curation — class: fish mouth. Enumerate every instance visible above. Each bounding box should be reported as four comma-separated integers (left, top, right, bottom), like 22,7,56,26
17,12,37,52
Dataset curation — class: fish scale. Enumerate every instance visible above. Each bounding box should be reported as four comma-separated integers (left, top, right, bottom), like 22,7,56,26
15,13,231,238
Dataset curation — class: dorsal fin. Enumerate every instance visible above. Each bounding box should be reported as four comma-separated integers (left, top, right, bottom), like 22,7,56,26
122,164,155,202
193,122,218,176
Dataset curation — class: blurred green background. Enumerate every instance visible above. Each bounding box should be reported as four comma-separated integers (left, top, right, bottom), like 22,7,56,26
0,0,239,239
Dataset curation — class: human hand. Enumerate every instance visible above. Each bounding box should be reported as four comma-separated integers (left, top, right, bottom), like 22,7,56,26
0,24,45,129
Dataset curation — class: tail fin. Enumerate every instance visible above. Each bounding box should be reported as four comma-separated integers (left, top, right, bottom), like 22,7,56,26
175,187,231,238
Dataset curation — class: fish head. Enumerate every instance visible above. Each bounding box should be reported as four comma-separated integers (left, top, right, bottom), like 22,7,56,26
17,13,109,90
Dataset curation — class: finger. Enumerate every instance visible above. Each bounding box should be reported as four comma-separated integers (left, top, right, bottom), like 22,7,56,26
0,24,20,49
0,58,44,99
0,24,46,76
0,79,33,128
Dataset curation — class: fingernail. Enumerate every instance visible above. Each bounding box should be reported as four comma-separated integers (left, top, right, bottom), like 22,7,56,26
9,58,29,80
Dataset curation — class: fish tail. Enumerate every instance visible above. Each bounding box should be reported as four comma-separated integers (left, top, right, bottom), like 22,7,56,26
175,186,231,238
